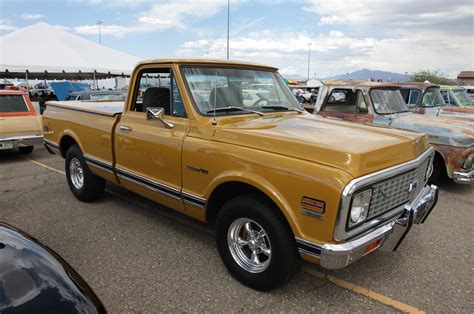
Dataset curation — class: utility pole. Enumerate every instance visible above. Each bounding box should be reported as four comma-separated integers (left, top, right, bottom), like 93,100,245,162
307,42,312,82
97,20,103,45
226,0,230,59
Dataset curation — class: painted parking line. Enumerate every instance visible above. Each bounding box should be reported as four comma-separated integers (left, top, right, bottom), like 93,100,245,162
25,157,425,314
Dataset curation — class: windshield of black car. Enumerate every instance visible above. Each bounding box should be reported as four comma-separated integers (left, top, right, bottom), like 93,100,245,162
421,88,445,107
370,89,409,114
182,66,302,115
0,95,29,113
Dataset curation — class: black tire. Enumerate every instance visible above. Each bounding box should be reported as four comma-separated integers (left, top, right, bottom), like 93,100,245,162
65,144,105,202
216,194,300,291
429,154,445,184
18,146,34,154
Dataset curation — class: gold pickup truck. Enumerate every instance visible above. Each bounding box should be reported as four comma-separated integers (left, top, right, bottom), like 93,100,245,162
43,59,438,291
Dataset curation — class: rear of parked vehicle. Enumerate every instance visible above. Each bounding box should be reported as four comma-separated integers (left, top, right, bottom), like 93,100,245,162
0,91,43,154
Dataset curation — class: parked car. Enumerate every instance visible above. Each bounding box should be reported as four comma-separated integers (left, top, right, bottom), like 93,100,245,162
0,222,106,313
0,90,42,154
43,59,438,291
398,82,474,120
64,91,127,102
315,80,474,184
462,85,474,100
439,85,474,108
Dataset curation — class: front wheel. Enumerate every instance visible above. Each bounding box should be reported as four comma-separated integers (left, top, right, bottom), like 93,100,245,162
65,145,105,202
216,194,300,291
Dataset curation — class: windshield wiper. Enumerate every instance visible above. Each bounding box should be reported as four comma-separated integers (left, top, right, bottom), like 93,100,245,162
262,105,304,113
207,106,265,116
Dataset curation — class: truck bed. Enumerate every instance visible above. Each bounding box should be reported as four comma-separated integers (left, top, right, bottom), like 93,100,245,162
46,101,124,116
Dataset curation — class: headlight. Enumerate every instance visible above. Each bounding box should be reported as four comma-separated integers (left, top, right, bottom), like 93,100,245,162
348,189,372,228
463,154,473,170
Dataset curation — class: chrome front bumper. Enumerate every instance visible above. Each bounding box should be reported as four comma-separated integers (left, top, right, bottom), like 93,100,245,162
297,184,438,270
0,135,43,149
453,170,474,184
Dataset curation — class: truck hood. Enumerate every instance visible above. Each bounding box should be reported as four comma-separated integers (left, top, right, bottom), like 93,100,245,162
0,115,42,139
213,113,429,178
379,113,474,148
438,107,474,120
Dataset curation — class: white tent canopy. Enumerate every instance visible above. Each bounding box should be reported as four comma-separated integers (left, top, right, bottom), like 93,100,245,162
305,79,322,88
0,22,142,79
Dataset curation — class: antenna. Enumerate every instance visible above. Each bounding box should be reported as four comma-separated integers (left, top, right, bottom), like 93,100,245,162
212,72,217,126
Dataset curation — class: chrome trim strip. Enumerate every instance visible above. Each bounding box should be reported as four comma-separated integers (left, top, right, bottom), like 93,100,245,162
83,154,114,173
1,134,43,141
181,191,206,208
43,139,60,149
116,166,182,200
334,147,434,241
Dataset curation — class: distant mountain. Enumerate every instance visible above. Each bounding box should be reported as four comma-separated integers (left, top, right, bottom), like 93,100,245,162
324,69,410,82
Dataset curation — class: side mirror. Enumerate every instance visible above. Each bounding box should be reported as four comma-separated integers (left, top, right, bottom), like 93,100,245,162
146,107,174,129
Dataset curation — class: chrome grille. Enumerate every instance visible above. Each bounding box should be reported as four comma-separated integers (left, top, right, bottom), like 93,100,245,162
367,157,430,219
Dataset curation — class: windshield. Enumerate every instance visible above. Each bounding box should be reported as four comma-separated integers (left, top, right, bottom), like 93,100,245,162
370,89,408,114
0,95,29,113
421,88,445,107
453,89,473,107
182,67,302,115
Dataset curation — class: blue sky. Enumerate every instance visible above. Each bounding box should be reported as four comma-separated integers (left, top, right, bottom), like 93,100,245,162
1,0,473,78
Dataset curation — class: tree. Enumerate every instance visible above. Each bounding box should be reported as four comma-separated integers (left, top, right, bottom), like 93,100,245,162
410,70,455,85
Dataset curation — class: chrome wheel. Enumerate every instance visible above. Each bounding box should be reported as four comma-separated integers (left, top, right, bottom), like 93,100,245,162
227,218,271,273
69,157,84,190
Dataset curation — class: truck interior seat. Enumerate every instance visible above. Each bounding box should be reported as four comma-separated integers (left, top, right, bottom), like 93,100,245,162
142,87,171,115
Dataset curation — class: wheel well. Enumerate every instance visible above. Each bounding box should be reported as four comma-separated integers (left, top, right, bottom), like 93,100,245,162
434,151,447,176
206,181,287,228
59,136,78,158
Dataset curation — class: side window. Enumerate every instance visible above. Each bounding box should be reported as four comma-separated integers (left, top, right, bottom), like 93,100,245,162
440,91,454,105
407,90,420,107
131,69,186,117
324,89,357,113
356,91,368,114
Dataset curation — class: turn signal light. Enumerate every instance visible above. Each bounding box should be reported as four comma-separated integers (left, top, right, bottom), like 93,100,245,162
364,239,382,255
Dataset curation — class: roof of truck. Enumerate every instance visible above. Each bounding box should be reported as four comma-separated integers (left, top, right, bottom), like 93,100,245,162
136,58,278,71
321,80,401,89
396,82,439,90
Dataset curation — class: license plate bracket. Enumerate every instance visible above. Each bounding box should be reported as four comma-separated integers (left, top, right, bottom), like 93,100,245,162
0,141,14,150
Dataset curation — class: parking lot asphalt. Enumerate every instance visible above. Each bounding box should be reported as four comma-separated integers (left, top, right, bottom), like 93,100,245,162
1,146,472,313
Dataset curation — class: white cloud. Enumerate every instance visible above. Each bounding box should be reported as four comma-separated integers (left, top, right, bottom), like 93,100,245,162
0,19,17,31
21,13,45,20
177,26,473,78
75,24,134,38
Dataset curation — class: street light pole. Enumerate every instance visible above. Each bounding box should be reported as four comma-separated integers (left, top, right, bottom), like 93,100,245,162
307,42,312,82
97,20,103,45
226,0,230,60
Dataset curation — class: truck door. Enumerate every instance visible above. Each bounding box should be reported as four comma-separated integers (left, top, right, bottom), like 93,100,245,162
114,66,188,213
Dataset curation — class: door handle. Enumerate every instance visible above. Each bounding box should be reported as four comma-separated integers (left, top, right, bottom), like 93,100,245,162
118,125,132,131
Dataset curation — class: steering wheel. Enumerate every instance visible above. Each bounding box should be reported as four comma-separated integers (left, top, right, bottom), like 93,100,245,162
252,98,270,107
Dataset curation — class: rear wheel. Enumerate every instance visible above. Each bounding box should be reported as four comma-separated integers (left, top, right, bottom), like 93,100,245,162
18,146,34,154
216,194,300,291
65,145,105,202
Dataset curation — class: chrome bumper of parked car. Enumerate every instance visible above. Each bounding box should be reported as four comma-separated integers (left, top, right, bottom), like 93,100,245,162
453,170,474,184
0,135,43,149
297,185,438,270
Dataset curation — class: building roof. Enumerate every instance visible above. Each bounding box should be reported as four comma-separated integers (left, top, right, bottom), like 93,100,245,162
458,71,474,79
